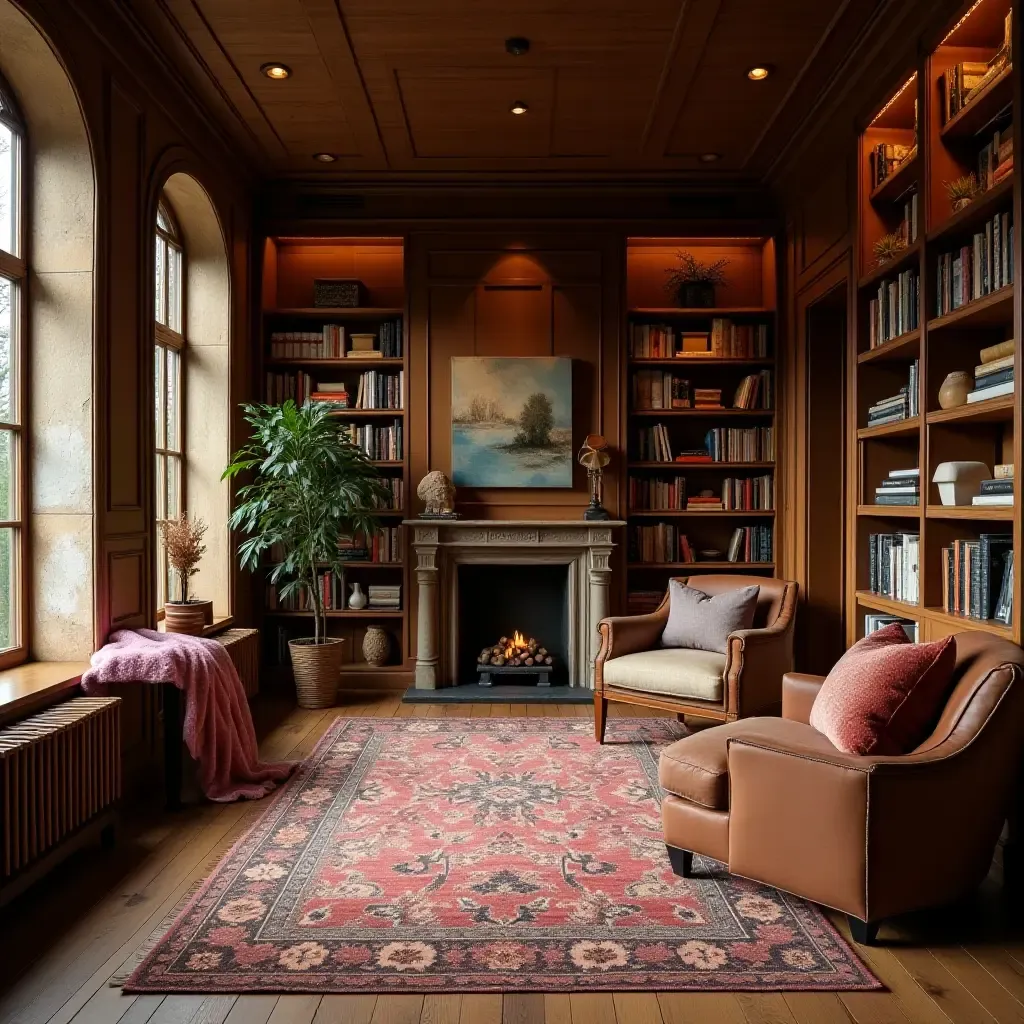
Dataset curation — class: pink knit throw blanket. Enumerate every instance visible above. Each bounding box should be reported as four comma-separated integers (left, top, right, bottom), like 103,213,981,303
82,629,295,802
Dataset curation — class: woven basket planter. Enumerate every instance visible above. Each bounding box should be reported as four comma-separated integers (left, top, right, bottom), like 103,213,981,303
289,637,344,708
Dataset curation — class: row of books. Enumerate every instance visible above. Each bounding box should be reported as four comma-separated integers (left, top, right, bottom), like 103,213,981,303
634,425,775,463
977,125,1014,192
268,327,346,361
732,372,773,410
631,370,772,411
628,321,770,359
373,477,405,511
941,14,1011,125
354,370,403,410
867,532,920,604
870,142,916,191
265,371,316,406
868,268,918,347
935,210,1014,317
866,360,919,427
942,535,1013,624
873,467,919,507
896,192,919,247
627,523,773,564
338,421,403,461
266,571,350,612
266,530,403,564
722,474,775,510
971,463,1014,509
968,340,1015,405
628,475,773,512
864,614,919,641
375,320,404,358
627,476,687,511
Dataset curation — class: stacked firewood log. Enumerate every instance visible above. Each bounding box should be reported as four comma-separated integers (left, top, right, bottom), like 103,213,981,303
477,632,553,668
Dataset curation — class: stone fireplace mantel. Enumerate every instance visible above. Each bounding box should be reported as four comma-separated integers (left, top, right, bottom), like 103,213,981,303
404,520,625,690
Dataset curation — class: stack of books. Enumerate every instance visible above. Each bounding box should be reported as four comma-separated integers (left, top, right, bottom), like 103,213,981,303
368,584,401,609
935,210,1014,316
868,268,919,347
874,467,920,506
867,532,920,603
265,371,315,405
686,492,723,512
867,362,918,426
674,449,713,464
732,371,773,410
337,534,368,561
636,424,674,462
871,142,916,189
310,382,349,409
368,527,402,563
977,125,1014,191
942,534,1013,621
629,323,677,358
709,320,770,358
727,525,773,563
338,420,403,460
941,12,1012,125
629,523,690,564
632,371,693,410
354,370,403,410
269,325,345,360
968,339,1015,403
378,319,403,358
864,614,918,641
972,463,1014,508
694,388,722,409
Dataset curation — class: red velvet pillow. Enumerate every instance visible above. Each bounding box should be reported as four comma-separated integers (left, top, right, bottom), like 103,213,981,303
809,623,956,755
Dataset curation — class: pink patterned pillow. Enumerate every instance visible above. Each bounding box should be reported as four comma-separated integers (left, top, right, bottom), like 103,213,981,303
809,623,956,755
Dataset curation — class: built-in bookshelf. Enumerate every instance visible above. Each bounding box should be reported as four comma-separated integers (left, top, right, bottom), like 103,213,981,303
851,0,1021,645
259,237,409,681
623,238,779,612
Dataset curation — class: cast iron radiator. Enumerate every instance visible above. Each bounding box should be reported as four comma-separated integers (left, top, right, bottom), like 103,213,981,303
217,628,260,698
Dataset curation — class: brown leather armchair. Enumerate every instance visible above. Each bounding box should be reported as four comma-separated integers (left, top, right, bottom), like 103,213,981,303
594,575,798,744
658,630,1024,944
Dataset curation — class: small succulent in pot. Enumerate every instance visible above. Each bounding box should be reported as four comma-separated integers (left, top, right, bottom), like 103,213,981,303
872,231,908,267
945,174,978,212
666,251,729,308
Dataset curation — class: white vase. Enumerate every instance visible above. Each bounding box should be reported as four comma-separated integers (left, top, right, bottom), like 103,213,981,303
348,582,367,610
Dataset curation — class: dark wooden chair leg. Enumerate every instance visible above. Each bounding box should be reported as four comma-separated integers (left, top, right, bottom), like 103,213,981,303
162,682,183,810
667,845,693,877
594,695,607,744
847,915,879,945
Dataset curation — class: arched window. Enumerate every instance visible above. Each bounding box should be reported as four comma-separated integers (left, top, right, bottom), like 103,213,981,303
0,75,24,662
154,198,184,612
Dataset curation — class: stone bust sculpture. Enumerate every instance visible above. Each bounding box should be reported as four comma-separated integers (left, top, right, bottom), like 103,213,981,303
417,471,457,517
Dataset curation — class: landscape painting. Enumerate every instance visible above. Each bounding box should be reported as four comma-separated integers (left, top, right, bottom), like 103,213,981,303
451,357,572,487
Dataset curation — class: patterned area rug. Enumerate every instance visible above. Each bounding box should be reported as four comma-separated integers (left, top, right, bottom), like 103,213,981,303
126,718,880,993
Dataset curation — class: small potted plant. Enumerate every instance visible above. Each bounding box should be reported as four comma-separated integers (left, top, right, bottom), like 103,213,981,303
160,512,211,635
223,400,388,709
945,174,978,212
872,230,908,267
666,251,729,308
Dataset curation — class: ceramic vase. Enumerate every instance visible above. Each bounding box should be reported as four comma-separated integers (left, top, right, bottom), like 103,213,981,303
938,370,972,409
348,582,367,610
362,625,389,667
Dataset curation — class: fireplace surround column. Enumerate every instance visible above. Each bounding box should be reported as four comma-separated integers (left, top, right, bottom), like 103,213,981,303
588,543,615,680
413,527,440,689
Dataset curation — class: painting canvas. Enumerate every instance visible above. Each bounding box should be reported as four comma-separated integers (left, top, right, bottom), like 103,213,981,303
451,357,572,487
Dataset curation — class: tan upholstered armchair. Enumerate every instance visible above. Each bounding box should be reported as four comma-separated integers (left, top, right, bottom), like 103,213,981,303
593,574,798,743
658,631,1024,944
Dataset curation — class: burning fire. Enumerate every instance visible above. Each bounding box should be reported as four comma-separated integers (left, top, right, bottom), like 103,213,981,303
480,631,553,668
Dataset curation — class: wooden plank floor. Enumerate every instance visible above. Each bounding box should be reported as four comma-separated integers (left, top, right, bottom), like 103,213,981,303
1,695,1023,1024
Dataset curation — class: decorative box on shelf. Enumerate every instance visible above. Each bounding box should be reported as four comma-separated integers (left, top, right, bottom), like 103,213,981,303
932,461,989,506
313,278,365,308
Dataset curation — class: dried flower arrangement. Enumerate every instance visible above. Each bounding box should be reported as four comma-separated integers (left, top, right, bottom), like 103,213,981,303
160,511,208,604
945,174,978,211
665,251,729,308
873,231,908,266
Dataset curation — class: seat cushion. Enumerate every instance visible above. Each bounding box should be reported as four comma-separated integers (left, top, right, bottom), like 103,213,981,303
603,648,726,701
659,726,731,809
809,622,957,755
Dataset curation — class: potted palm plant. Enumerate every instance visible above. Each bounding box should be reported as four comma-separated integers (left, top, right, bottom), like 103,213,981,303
223,400,388,708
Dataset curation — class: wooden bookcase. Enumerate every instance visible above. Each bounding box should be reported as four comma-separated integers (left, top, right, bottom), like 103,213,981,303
259,236,410,683
850,0,1021,644
623,237,779,612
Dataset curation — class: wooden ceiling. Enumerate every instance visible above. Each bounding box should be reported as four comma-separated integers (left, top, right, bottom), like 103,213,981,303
137,0,886,181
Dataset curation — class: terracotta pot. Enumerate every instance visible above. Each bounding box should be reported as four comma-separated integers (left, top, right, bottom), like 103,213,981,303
938,370,972,409
362,625,390,667
952,196,973,212
289,637,344,709
164,601,207,636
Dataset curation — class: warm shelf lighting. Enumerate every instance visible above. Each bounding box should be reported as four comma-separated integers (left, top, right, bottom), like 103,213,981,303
510,102,529,115
941,0,985,44
261,63,292,80
313,153,337,163
699,152,720,163
871,73,917,125
747,66,771,81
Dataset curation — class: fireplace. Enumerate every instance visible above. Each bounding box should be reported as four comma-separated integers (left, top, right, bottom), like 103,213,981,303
458,563,568,685
405,519,624,689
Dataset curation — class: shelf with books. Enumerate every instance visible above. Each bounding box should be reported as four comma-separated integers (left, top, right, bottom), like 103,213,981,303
869,152,921,206
627,510,775,518
631,409,773,418
627,461,775,470
265,609,404,619
327,409,406,418
266,358,405,369
857,329,921,365
857,416,921,440
627,562,775,570
925,505,1015,520
926,395,1016,424
264,307,404,319
628,358,774,367
855,591,921,616
858,243,922,292
928,176,1014,243
856,505,922,518
940,63,1014,142
628,307,771,317
927,284,1014,332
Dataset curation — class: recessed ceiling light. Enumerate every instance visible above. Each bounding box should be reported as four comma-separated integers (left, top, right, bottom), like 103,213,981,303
506,37,530,56
261,62,292,80
510,102,529,116
699,152,720,163
747,66,771,81
313,152,337,163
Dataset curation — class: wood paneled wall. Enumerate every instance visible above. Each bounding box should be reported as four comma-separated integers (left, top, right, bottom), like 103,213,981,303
408,231,624,520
